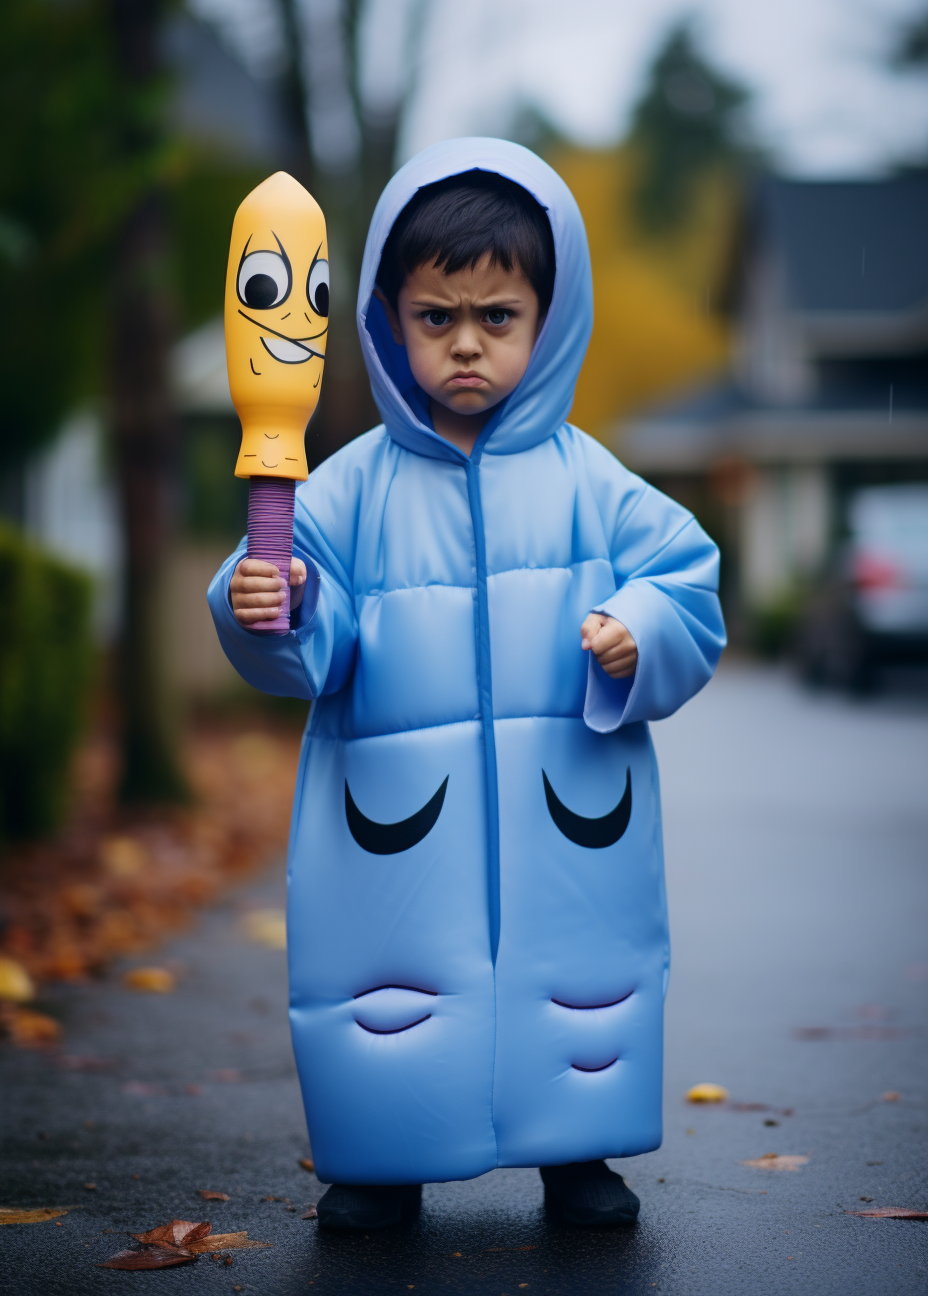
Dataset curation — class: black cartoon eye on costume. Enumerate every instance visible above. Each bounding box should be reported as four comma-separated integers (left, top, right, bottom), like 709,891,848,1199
237,234,292,310
307,249,330,318
345,777,448,855
542,768,631,848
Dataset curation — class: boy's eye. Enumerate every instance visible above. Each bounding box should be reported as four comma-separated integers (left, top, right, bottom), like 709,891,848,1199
425,310,450,326
485,308,510,326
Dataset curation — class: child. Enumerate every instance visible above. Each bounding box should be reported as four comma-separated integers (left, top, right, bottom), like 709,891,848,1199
208,138,725,1231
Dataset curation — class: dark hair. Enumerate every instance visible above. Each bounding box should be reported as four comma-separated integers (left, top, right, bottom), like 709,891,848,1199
376,170,556,314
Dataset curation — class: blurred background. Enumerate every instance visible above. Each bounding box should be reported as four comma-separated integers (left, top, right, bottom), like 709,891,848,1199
0,0,926,1039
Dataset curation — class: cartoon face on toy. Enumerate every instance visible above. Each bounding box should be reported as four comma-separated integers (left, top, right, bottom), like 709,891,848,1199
224,171,328,481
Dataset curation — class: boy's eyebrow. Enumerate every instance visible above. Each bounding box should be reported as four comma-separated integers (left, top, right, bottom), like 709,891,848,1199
407,296,526,309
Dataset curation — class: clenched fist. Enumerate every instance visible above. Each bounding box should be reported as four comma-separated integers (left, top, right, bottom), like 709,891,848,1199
580,612,638,679
231,557,308,628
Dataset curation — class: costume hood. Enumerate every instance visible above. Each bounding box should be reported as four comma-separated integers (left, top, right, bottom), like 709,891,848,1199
357,137,593,460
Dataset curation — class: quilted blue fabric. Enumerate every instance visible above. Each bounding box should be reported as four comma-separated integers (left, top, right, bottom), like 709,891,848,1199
208,138,726,1184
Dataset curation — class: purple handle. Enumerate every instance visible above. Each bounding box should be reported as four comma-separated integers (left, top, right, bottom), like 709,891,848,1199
247,477,295,635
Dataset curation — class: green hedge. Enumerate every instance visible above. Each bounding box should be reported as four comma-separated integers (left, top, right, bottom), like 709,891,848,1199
0,523,94,842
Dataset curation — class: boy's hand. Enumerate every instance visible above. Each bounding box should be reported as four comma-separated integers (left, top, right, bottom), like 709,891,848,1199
580,612,638,679
230,558,307,628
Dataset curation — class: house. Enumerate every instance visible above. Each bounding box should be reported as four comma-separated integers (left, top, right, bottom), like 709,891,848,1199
617,175,928,625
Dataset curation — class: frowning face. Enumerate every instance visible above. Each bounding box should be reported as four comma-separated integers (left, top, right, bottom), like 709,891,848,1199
224,172,328,481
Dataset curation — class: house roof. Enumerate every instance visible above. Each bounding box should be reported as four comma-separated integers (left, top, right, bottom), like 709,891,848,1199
756,175,928,317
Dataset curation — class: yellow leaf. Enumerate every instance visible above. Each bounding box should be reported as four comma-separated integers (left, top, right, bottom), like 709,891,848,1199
123,967,176,993
99,836,148,878
241,910,286,951
686,1083,729,1104
1,1007,61,1047
0,1206,68,1225
0,957,35,1003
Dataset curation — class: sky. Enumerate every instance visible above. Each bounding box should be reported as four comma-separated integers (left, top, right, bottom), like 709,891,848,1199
191,0,928,175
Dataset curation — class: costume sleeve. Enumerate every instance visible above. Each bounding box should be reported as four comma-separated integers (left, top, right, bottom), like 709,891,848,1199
582,459,726,734
206,489,358,701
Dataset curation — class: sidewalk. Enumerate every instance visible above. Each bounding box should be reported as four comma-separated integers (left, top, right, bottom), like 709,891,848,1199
1,664,925,1295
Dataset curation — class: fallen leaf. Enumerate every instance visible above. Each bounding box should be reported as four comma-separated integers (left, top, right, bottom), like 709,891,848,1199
132,1220,211,1246
302,1207,317,1220
882,1091,901,1102
686,1083,729,1104
187,1232,271,1253
0,1206,69,1225
846,1207,928,1219
0,1005,61,1048
241,908,287,950
99,835,148,878
210,1068,242,1083
298,1158,314,1172
0,956,35,1002
197,1190,229,1201
185,1084,202,1096
84,1183,97,1192
123,967,175,993
98,1246,195,1269
740,1154,809,1171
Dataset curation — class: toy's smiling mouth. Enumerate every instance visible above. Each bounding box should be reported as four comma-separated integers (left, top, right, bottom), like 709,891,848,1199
238,310,327,364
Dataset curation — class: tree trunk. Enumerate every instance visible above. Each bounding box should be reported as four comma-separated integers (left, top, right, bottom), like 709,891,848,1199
109,0,187,804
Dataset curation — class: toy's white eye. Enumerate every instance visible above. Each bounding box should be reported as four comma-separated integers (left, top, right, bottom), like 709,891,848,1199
238,249,291,309
307,256,329,318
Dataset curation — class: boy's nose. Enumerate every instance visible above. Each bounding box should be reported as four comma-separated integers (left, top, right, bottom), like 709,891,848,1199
451,329,481,360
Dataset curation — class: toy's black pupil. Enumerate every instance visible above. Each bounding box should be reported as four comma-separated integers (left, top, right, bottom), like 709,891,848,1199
245,274,278,309
313,282,329,317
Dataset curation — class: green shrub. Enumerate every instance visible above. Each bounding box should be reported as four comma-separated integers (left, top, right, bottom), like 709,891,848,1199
0,523,94,842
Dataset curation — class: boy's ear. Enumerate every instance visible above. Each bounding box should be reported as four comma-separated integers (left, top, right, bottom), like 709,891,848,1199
373,287,405,347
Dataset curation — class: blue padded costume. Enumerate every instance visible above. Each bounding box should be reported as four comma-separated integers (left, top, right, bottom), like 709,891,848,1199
208,138,726,1185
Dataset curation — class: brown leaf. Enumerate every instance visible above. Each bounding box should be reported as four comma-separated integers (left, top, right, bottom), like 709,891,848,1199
298,1158,314,1172
846,1207,928,1219
132,1219,211,1247
740,1154,809,1171
1,1006,62,1048
197,1190,229,1201
97,1246,196,1270
186,1232,271,1253
0,1206,68,1225
123,967,175,994
302,1207,317,1220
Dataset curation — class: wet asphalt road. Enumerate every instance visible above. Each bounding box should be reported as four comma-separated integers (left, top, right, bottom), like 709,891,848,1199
1,663,926,1296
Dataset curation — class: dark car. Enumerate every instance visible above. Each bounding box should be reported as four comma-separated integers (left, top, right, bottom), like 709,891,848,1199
796,483,928,690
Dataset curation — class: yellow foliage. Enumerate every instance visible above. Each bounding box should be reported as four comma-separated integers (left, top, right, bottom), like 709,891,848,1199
686,1082,730,1103
547,147,733,443
123,966,176,993
0,956,35,1002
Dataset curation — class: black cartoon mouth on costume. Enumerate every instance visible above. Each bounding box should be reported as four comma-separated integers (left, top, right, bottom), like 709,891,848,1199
357,1015,431,1035
571,1058,618,1073
345,777,448,854
552,990,634,1010
542,767,631,849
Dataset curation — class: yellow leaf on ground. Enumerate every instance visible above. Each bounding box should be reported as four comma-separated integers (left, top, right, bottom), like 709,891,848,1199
0,1206,69,1225
0,957,35,1003
241,910,286,951
99,835,148,877
740,1154,809,1171
298,1159,314,1172
123,967,176,993
1,1006,62,1047
686,1083,729,1104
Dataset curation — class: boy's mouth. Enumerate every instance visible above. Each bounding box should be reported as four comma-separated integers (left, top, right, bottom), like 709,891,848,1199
449,371,485,387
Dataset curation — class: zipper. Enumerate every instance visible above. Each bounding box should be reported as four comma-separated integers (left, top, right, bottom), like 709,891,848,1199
464,455,501,964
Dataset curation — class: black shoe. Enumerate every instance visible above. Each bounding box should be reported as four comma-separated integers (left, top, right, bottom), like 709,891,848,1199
540,1160,640,1227
316,1182,422,1231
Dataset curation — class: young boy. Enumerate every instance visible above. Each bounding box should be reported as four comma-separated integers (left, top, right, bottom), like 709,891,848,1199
209,138,725,1231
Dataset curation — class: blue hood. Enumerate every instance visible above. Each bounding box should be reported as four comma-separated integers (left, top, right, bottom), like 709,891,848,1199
357,137,593,461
